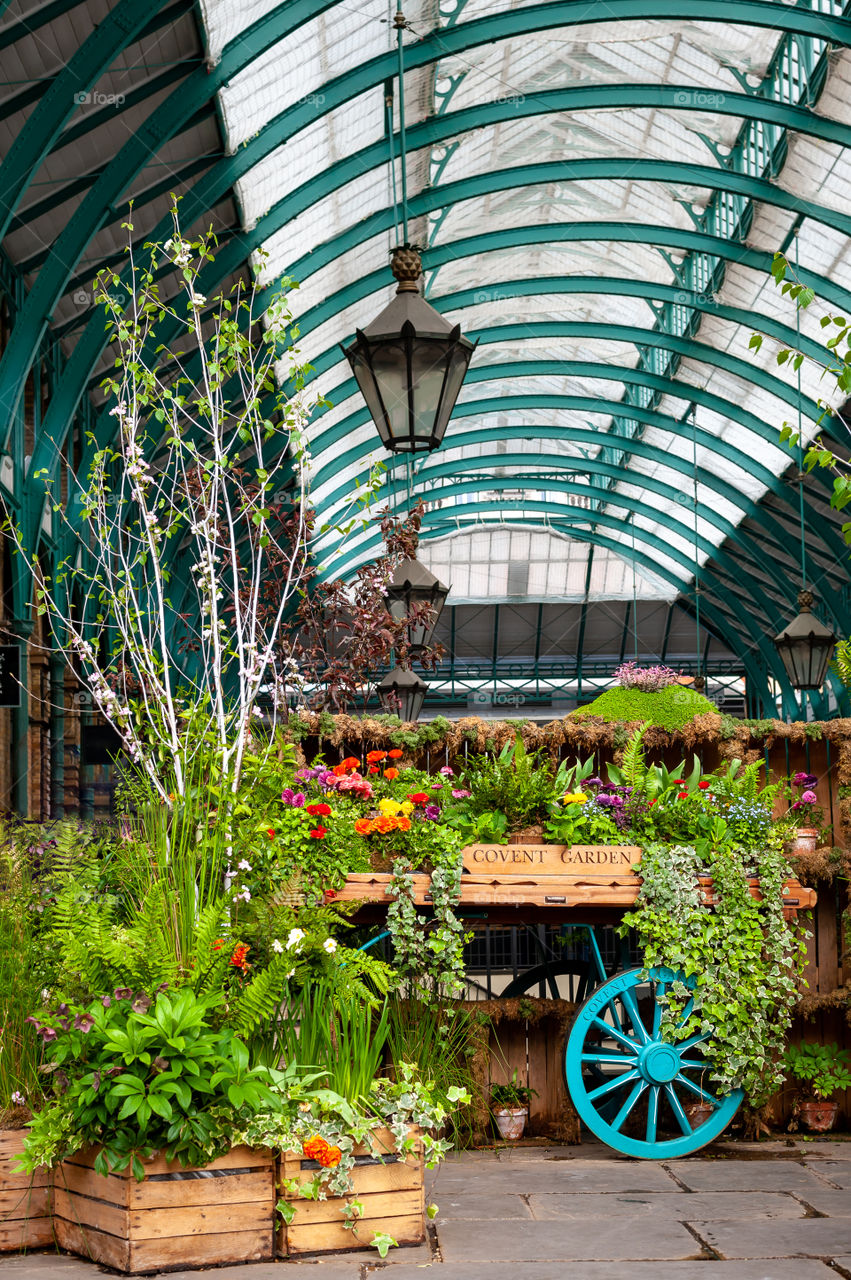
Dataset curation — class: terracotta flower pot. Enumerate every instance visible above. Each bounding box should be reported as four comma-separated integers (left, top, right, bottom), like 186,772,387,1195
791,827,819,857
797,1099,839,1133
494,1107,527,1140
684,1101,716,1129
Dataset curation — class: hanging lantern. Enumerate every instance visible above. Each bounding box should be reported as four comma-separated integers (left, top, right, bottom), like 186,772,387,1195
376,665,427,722
773,590,836,690
385,558,449,651
342,246,477,453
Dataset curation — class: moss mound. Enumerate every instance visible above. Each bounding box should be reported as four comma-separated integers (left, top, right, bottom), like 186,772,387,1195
571,684,718,731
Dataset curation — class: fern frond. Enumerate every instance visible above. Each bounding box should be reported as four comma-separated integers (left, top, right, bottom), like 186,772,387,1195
229,953,291,1038
620,722,650,798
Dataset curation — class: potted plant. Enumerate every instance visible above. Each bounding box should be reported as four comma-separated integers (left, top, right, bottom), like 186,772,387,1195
491,1071,537,1140
783,1041,851,1132
785,773,825,855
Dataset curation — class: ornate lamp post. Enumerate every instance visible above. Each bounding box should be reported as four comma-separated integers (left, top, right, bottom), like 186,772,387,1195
376,665,427,722
385,557,449,651
774,590,836,691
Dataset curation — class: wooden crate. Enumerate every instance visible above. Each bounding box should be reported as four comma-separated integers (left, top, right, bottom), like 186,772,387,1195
53,1145,274,1273
277,1126,424,1257
0,1129,52,1252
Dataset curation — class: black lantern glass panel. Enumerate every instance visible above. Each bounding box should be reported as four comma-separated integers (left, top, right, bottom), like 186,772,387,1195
342,247,477,454
386,558,449,650
376,666,427,722
773,590,836,691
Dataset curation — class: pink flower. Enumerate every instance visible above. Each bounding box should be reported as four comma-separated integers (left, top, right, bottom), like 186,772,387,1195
337,772,373,799
451,788,471,799
439,766,454,777
800,789,818,805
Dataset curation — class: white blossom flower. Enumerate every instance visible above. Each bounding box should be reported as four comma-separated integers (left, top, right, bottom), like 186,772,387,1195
189,292,206,306
286,927,305,951
234,885,251,903
10,1091,25,1107
271,939,283,954
237,859,252,872
323,938,338,955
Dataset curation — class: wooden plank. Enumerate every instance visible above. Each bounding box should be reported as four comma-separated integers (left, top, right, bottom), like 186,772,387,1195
65,1143,268,1178
53,1187,127,1237
53,1217,130,1271
284,1212,424,1256
280,1158,422,1197
287,1188,423,1227
131,1228,273,1272
54,1159,128,1207
0,1185,50,1217
815,887,840,993
0,1131,28,1156
127,1200,271,1240
129,1168,273,1210
0,1216,54,1251
462,844,641,874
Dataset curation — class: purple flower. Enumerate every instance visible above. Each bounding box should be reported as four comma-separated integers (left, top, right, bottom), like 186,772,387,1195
40,1027,57,1043
281,788,306,807
800,790,818,805
424,804,441,821
101,994,111,1008
597,794,624,808
586,776,604,788
319,771,340,788
451,789,472,799
793,772,818,787
295,766,322,782
74,1013,95,1033
114,987,133,1001
439,766,454,777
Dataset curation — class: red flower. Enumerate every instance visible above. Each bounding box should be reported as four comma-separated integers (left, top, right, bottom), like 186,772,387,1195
325,889,338,902
406,792,429,805
306,803,331,817
387,749,403,759
310,826,327,839
648,799,658,808
230,944,250,972
267,828,275,839
672,779,685,785
698,780,711,790
677,791,689,799
368,766,379,774
213,939,224,951
366,750,387,763
384,768,399,780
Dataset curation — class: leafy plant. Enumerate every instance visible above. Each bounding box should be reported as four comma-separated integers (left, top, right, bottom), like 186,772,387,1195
491,1070,537,1109
21,987,294,1178
384,998,480,1145
455,736,556,830
572,683,718,730
275,980,390,1105
783,1041,851,1100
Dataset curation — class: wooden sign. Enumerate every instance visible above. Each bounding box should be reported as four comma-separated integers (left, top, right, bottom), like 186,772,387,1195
461,844,642,875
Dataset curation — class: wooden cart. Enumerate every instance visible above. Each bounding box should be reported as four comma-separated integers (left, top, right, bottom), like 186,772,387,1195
340,844,816,1159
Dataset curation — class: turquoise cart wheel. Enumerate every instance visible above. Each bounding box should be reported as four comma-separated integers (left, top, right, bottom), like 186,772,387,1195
565,966,743,1158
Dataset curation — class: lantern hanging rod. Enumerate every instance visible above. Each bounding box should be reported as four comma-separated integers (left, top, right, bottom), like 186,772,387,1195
393,3,410,246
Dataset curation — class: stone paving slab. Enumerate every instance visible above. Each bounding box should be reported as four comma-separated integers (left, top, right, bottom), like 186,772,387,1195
435,1158,679,1195
435,1191,532,1219
380,1262,838,1279
435,1215,701,1262
787,1187,851,1216
803,1161,851,1188
667,1161,837,1194
527,1191,808,1220
696,1218,851,1258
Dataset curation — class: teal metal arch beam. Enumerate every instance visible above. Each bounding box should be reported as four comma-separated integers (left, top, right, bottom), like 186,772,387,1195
307,384,849,572
317,453,849,645
309,423,848,606
10,0,851,451
321,491,795,702
0,0,175,240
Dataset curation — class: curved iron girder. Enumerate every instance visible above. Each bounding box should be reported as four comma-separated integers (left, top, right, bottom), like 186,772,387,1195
310,424,849,607
318,451,844,639
0,0,175,241
307,383,849,572
9,0,851,451
322,492,795,701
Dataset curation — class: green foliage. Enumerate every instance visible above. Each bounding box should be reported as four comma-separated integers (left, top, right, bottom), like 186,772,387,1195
386,858,465,998
456,736,556,829
622,838,807,1104
572,685,718,731
491,1069,537,1108
275,980,390,1105
784,1041,851,1100
384,998,481,1147
831,639,851,690
21,988,295,1176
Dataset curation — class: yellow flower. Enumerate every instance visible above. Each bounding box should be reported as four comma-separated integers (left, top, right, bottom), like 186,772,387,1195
562,792,588,805
401,801,414,816
378,798,402,816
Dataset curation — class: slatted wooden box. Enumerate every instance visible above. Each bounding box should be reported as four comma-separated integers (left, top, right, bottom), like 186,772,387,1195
0,1129,52,1252
53,1145,274,1274
277,1126,424,1257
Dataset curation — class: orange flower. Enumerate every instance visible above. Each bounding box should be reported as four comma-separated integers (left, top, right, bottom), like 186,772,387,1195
368,766,379,774
384,768,399,781
230,944,251,972
302,1135,330,1160
318,1145,342,1168
342,756,360,772
374,815,395,834
396,815,411,832
354,818,373,836
387,749,403,759
366,750,387,763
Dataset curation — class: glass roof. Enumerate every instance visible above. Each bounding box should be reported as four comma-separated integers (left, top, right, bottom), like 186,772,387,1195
197,0,851,631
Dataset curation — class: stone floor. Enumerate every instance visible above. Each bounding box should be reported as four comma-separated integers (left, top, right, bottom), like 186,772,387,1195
3,1138,850,1279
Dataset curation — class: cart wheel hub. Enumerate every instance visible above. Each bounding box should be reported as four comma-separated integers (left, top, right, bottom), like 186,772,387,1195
639,1042,679,1084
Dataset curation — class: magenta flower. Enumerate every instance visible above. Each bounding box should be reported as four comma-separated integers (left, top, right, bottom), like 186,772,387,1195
451,788,471,799
281,789,306,807
337,773,373,799
431,782,443,790
800,789,818,804
793,772,818,787
439,766,454,777
424,804,441,821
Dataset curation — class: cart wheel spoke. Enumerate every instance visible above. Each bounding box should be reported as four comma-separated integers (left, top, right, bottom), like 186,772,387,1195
664,1082,694,1137
677,1031,711,1052
587,1068,640,1102
611,1080,647,1133
620,988,651,1044
675,1074,721,1107
678,1057,711,1070
646,1085,660,1143
591,1016,641,1051
581,1051,638,1067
